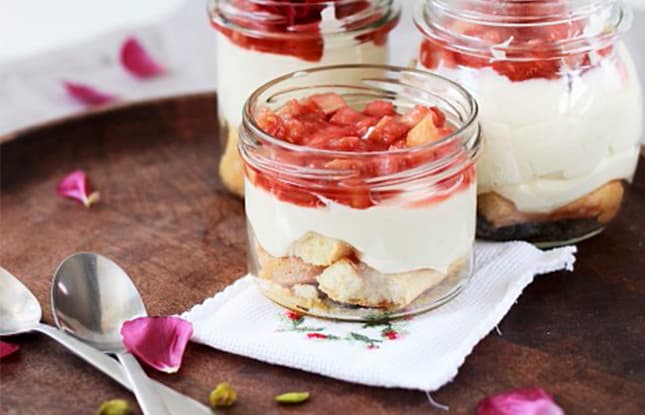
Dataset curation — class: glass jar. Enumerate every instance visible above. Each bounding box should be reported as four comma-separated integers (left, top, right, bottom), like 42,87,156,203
208,0,401,197
238,65,481,320
415,0,643,246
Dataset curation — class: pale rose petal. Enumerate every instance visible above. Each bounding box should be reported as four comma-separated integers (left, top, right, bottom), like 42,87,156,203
477,388,565,415
0,341,19,359
121,316,193,373
120,37,165,78
56,170,100,208
63,81,117,106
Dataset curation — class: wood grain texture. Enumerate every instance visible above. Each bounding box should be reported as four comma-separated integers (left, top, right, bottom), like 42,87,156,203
1,94,644,415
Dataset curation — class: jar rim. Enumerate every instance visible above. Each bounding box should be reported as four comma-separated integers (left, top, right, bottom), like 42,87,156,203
239,64,481,185
414,0,633,59
241,64,480,158
208,0,401,40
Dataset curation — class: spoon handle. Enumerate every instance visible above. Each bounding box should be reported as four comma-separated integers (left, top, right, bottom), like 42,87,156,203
35,324,211,415
116,351,173,415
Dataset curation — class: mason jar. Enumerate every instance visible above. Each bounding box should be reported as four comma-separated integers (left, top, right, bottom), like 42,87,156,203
238,65,481,321
415,0,643,246
208,0,401,197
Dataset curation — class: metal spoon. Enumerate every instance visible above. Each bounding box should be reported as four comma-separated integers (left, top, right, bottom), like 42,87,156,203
51,253,172,415
0,266,211,415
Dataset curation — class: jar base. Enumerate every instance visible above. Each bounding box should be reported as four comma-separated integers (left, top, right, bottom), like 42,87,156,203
476,215,606,248
253,255,472,322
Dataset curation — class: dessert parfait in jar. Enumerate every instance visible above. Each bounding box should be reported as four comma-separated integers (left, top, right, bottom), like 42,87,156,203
209,0,401,197
415,0,643,245
239,65,481,320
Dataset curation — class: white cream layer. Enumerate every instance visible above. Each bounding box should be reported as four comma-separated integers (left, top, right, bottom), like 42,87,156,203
216,32,388,130
245,180,476,274
421,44,643,213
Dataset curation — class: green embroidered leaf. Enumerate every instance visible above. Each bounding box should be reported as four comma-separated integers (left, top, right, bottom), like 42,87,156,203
349,332,383,344
295,326,324,332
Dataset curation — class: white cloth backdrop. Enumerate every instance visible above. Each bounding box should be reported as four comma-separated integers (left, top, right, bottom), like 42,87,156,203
1,0,644,139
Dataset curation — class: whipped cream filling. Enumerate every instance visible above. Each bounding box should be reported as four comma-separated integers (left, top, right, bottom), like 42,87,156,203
245,180,476,274
216,32,388,130
420,44,643,213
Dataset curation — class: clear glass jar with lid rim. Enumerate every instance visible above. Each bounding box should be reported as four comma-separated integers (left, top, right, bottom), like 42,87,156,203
209,0,401,197
415,0,643,246
239,64,481,321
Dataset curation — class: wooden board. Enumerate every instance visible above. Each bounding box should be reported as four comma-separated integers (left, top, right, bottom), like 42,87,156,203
1,94,644,414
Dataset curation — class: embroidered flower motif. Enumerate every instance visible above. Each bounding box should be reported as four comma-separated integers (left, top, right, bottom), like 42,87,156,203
120,37,166,78
476,388,565,415
276,313,409,349
383,330,399,340
120,316,193,373
56,170,100,208
63,81,117,107
286,311,302,321
348,332,383,349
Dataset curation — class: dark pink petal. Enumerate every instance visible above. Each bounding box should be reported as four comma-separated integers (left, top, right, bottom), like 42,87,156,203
0,341,19,359
477,388,565,415
63,81,117,106
121,316,193,373
120,37,165,78
56,170,100,208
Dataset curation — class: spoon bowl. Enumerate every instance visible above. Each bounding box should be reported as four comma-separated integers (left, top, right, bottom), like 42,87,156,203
0,266,42,335
51,252,146,351
51,252,171,415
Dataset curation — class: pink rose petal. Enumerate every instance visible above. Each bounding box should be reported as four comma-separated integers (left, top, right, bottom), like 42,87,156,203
121,316,193,373
63,81,117,106
56,170,100,208
477,388,565,415
120,37,165,78
0,341,19,359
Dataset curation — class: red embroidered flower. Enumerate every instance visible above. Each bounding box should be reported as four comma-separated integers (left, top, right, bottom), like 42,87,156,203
306,333,328,340
286,311,302,321
384,330,399,340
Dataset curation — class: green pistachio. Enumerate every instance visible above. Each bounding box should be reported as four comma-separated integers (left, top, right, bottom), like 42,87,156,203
274,392,310,404
95,399,132,415
209,382,237,408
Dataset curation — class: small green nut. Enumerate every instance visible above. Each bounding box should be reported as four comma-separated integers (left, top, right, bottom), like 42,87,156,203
95,399,133,415
275,392,310,404
209,382,237,408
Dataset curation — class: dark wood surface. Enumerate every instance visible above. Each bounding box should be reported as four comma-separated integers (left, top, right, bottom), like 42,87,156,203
1,94,644,415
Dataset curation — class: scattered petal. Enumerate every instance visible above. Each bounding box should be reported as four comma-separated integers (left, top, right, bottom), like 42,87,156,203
476,388,565,415
121,316,193,373
120,37,165,78
64,81,117,106
306,333,327,339
95,399,133,415
0,341,19,359
275,392,310,404
209,382,237,408
56,170,100,208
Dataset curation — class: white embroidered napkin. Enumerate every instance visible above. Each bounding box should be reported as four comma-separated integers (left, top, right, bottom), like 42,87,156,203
182,241,576,391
